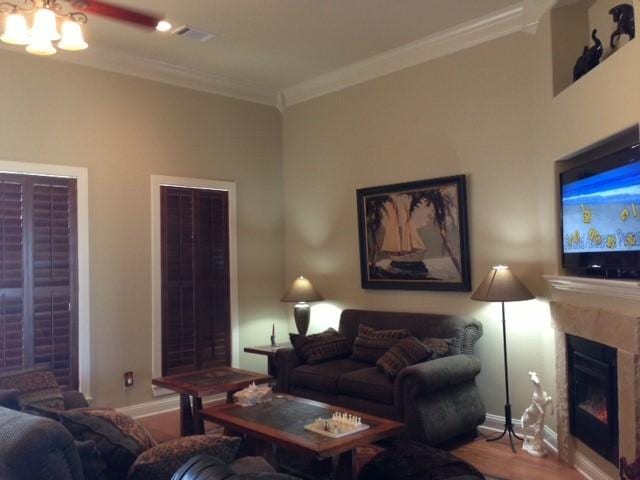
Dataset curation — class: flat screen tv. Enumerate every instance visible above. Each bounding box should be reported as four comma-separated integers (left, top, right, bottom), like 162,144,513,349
561,142,640,278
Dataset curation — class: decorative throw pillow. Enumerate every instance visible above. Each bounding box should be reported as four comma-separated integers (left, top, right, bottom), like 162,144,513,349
60,408,157,480
127,434,242,480
376,336,429,379
351,324,411,364
423,337,454,360
0,368,65,410
290,328,351,365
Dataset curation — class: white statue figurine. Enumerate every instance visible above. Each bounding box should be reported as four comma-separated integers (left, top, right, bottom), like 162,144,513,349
521,371,553,457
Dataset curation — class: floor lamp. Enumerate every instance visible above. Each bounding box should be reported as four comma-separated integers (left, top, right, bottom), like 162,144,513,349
471,265,534,453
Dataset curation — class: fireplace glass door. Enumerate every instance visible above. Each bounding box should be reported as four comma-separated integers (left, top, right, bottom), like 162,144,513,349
567,334,618,465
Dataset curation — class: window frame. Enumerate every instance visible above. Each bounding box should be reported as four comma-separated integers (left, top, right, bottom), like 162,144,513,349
0,160,90,398
151,175,239,396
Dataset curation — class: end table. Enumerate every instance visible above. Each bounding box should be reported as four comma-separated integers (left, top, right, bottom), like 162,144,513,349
244,344,292,377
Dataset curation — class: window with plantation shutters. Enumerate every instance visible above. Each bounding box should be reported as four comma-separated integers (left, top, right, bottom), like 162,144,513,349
161,186,230,376
0,173,78,389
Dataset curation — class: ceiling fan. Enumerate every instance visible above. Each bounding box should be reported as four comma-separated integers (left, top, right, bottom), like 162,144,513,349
67,0,168,30
0,0,171,56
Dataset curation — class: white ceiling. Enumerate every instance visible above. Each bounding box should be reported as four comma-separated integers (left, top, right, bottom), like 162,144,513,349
83,1,521,90
2,0,552,106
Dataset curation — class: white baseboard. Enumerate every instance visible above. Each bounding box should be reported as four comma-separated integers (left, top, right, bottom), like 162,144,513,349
574,452,614,480
480,414,612,480
479,413,558,453
116,393,226,419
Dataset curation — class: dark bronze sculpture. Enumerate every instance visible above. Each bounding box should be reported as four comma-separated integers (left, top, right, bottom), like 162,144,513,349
573,29,603,82
609,3,635,49
620,456,640,480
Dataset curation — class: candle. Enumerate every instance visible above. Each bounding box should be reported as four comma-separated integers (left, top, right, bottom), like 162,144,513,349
272,323,275,336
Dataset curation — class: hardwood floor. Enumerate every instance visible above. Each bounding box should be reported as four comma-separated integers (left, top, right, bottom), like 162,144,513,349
453,435,584,480
138,410,584,480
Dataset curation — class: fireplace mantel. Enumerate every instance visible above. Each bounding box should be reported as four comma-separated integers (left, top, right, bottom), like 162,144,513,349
544,275,640,301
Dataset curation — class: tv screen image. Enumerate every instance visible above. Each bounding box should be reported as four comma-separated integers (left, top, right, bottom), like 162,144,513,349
562,160,640,254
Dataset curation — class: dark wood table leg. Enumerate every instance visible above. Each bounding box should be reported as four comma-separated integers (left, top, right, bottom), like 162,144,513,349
335,450,357,480
267,356,277,378
192,396,205,435
180,393,194,437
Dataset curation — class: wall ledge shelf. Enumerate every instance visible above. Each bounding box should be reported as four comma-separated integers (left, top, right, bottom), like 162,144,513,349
544,274,640,301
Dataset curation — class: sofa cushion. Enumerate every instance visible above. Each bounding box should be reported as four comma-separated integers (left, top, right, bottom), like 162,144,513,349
60,408,156,480
75,439,107,480
291,358,368,393
338,367,394,405
376,336,429,379
351,324,411,364
128,435,241,480
290,328,351,365
0,368,65,410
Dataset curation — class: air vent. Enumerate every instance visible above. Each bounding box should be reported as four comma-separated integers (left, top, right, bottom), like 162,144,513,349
172,25,216,43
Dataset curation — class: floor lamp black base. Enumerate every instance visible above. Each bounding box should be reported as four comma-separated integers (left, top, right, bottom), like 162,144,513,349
486,403,522,453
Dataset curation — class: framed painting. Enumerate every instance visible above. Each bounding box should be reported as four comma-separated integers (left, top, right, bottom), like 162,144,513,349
356,175,471,291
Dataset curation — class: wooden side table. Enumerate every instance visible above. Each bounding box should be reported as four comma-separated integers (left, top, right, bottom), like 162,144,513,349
244,344,292,377
152,366,271,437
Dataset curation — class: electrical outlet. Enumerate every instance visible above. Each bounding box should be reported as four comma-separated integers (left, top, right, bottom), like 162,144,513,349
124,371,134,388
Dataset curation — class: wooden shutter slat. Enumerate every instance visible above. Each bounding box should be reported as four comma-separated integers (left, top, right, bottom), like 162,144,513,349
0,176,25,372
161,187,197,375
27,176,78,390
161,186,230,375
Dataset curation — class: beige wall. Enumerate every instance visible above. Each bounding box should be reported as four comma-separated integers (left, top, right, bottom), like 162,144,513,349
282,11,640,437
1,5,639,455
0,49,285,407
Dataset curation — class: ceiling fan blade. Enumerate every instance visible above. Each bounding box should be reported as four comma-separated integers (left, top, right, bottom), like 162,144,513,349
71,0,162,29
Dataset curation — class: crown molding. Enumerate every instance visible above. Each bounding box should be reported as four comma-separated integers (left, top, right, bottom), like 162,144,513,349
522,0,559,34
0,1,560,111
0,43,279,107
280,3,529,109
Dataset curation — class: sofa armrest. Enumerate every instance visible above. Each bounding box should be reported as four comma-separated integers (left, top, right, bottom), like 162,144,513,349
62,390,89,410
274,347,302,393
0,389,20,411
394,355,481,415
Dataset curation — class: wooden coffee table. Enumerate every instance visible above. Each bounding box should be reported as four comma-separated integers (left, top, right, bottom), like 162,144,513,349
199,394,404,480
152,366,271,437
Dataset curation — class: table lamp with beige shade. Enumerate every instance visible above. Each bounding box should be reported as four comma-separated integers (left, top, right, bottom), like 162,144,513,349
281,276,324,335
471,265,534,453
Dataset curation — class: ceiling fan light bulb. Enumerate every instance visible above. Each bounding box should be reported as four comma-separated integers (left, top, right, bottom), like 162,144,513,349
58,20,88,51
26,32,57,56
32,7,61,41
156,20,172,32
1,13,30,45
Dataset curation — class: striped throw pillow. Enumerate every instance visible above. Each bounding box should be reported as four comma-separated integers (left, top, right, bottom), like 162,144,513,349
351,324,411,364
377,336,429,379
290,328,352,365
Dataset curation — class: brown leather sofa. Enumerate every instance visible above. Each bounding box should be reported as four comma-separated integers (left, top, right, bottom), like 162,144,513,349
275,309,486,445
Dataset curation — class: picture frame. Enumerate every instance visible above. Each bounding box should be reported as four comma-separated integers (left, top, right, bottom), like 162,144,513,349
356,175,471,291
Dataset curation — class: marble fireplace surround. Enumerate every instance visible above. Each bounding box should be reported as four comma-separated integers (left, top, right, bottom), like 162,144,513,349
550,301,640,467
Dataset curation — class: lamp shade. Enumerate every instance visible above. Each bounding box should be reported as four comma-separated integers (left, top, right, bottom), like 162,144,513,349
471,265,534,302
281,276,324,303
1,13,30,46
58,20,88,51
31,7,60,41
26,33,56,56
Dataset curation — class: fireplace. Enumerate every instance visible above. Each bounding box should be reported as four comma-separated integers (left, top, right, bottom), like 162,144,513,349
567,334,619,465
